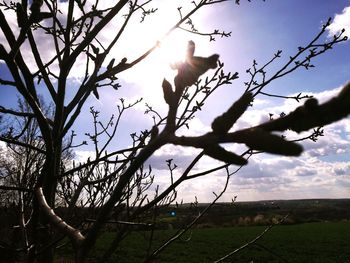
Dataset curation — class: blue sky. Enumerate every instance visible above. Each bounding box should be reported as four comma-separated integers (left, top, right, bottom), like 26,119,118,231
0,0,350,202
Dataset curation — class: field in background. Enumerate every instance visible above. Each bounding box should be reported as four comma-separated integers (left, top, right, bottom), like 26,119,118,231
56,199,350,262
58,221,350,262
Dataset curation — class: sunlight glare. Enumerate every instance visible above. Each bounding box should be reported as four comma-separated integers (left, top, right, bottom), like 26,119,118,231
140,33,189,105
112,1,202,105
154,32,189,78
157,33,188,65
117,31,190,106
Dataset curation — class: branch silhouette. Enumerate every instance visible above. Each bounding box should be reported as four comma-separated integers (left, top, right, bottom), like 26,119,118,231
0,1,348,262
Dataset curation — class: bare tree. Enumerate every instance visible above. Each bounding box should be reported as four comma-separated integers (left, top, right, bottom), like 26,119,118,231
0,98,74,261
0,0,349,262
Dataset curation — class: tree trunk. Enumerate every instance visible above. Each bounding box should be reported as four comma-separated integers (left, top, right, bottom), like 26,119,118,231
35,143,61,263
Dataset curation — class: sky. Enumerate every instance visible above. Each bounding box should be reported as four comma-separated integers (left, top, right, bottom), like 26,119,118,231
0,0,350,203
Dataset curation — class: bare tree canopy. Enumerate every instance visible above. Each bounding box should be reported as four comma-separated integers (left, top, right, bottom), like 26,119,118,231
0,0,349,262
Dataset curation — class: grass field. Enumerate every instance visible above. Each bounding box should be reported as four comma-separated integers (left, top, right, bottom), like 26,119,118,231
57,221,350,262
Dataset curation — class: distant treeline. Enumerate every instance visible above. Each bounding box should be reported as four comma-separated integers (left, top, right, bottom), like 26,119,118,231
156,199,350,228
1,199,349,233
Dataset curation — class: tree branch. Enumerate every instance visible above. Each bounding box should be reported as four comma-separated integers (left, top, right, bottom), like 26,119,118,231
36,187,85,247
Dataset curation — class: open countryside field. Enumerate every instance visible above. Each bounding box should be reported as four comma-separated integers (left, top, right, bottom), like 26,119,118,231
58,221,350,263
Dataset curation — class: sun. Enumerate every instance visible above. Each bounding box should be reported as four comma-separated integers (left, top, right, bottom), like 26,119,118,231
136,33,189,105
152,32,189,78
156,33,189,66
116,29,190,105
111,3,201,105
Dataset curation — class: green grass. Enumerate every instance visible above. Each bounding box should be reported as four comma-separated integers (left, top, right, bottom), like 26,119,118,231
57,221,350,262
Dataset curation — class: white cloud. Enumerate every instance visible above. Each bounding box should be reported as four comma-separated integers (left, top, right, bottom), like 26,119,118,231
0,141,5,149
302,120,350,158
228,155,350,201
0,1,214,111
74,150,95,163
0,4,20,61
3,2,349,203
328,6,350,39
176,118,212,137
147,144,204,171
143,83,350,202
57,78,350,202
0,1,198,81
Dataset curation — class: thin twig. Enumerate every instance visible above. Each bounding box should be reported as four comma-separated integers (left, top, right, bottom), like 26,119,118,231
214,214,290,262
